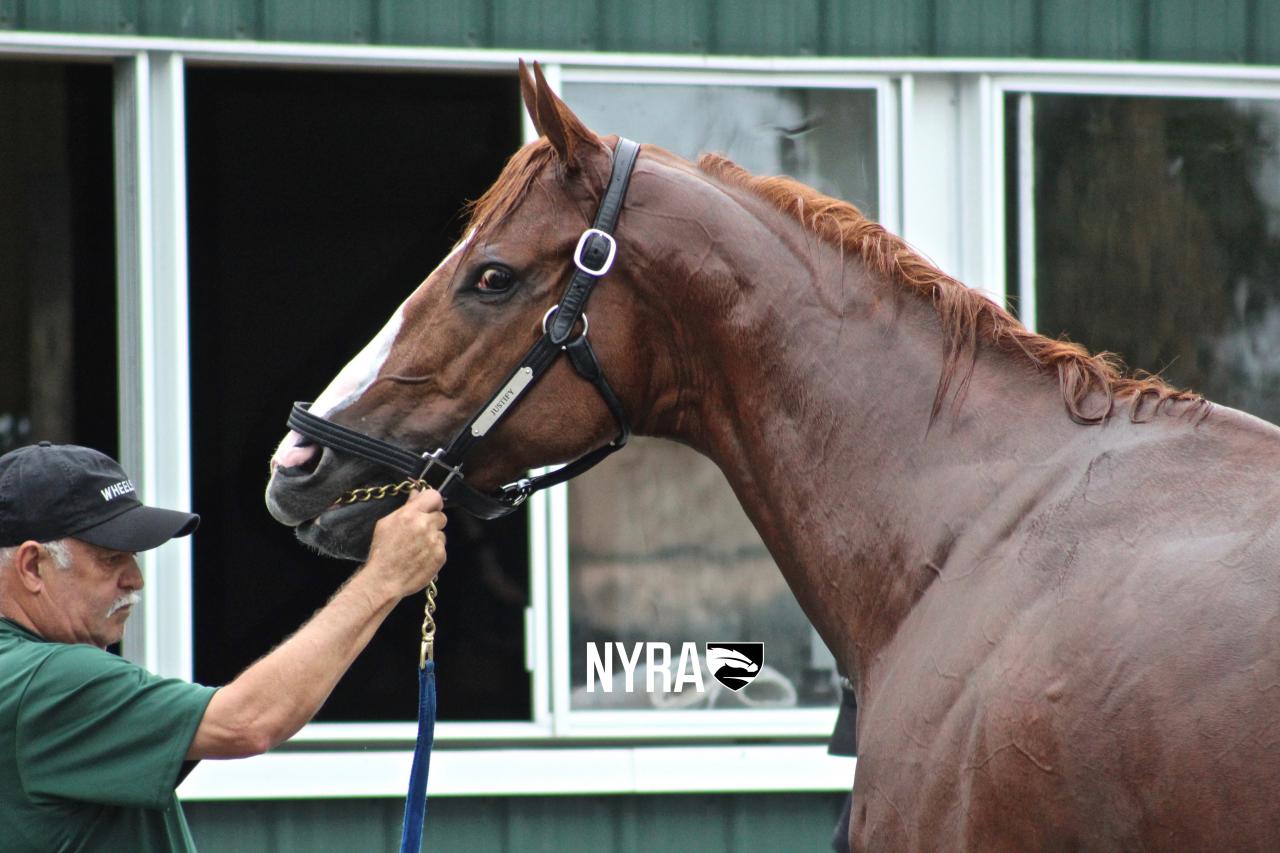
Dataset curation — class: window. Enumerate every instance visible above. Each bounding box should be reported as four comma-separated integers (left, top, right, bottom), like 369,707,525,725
0,60,118,458
184,66,531,723
555,78,880,734
1008,91,1280,425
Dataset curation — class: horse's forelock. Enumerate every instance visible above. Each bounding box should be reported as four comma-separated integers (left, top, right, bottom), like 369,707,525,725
460,140,559,255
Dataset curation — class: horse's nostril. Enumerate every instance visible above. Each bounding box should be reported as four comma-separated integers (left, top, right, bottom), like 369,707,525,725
275,443,321,475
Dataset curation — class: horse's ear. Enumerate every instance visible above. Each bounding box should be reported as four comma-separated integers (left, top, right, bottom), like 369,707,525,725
527,60,601,170
518,59,545,138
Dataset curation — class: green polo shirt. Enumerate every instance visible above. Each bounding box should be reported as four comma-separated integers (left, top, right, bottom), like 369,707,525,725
0,617,217,852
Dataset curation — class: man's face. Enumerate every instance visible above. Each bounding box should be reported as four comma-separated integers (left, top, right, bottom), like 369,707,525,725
40,539,143,649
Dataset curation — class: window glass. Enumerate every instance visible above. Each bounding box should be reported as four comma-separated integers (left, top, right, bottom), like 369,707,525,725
186,67,529,722
561,83,878,712
1014,94,1280,424
566,84,879,217
0,61,118,457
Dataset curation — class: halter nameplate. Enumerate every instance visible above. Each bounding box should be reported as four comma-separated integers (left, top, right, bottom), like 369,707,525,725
472,367,535,438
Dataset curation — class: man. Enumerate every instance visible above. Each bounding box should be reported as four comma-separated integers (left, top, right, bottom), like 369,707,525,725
0,442,446,852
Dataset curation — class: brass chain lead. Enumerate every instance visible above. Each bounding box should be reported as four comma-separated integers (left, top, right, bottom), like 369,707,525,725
332,478,429,506
328,478,439,668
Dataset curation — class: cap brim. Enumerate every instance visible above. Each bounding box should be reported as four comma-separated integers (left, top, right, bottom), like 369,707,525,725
74,504,200,552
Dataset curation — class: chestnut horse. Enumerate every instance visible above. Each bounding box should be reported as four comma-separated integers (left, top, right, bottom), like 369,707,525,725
266,63,1280,850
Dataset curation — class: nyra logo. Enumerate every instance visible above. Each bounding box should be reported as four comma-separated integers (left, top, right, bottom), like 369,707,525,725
705,642,764,692
585,641,764,693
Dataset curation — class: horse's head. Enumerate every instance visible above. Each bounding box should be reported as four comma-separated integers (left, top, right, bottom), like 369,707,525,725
266,62,673,560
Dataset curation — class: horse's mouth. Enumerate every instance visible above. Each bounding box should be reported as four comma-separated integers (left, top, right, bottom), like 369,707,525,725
294,496,403,561
266,463,409,561
320,489,406,520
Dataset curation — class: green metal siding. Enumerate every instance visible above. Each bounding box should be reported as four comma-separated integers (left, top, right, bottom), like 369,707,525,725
712,0,823,56
933,0,1038,57
5,0,1280,64
260,0,372,43
379,0,492,48
489,0,598,51
598,0,708,54
1039,0,1145,61
184,792,848,853
826,0,932,57
1148,0,1250,62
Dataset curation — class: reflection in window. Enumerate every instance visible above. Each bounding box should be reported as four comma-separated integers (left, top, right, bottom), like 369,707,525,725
0,62,118,457
562,83,878,711
1013,94,1280,425
565,84,878,217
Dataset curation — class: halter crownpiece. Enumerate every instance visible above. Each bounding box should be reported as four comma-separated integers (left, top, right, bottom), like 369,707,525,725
286,138,642,519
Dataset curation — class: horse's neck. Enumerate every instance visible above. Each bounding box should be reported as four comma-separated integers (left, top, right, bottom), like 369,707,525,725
654,209,1077,694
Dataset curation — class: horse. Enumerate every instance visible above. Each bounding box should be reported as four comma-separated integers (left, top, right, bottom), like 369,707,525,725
265,61,1280,850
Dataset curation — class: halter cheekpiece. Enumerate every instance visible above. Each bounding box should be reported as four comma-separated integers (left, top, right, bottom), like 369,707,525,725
286,138,642,519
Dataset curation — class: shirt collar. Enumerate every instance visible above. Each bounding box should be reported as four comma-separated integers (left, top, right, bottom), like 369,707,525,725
0,615,45,642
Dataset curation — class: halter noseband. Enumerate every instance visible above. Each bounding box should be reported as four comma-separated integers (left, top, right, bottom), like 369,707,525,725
285,138,642,520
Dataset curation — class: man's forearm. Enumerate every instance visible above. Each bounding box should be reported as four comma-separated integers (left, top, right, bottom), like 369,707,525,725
187,568,400,759
187,489,446,760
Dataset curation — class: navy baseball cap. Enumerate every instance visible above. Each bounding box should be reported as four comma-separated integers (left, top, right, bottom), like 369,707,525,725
0,442,199,551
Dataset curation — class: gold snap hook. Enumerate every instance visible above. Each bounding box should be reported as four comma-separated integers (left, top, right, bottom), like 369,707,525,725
419,579,437,669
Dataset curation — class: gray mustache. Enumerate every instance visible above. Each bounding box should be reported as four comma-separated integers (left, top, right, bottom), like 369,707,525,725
107,591,142,618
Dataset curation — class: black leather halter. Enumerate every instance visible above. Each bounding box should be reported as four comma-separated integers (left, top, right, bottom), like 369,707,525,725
286,138,642,520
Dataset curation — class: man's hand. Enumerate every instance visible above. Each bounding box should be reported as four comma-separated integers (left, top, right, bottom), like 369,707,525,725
188,488,448,760
362,488,447,599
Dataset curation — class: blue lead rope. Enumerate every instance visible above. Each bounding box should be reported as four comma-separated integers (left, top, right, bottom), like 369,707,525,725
399,660,437,853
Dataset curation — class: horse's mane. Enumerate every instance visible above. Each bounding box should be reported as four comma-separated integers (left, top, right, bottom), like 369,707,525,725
464,140,1203,425
697,153,1206,425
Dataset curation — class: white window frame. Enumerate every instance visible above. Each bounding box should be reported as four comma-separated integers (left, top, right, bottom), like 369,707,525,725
992,73,1280,334
113,50,197,681
551,64,894,740
7,28,1280,799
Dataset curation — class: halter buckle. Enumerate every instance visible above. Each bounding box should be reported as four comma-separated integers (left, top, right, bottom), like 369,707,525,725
499,478,534,508
573,228,617,276
419,449,463,493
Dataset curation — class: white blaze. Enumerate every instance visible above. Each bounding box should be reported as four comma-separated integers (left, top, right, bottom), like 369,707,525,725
308,303,406,421
271,231,474,468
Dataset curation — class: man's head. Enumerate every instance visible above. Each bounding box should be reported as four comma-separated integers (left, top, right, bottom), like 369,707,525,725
0,443,199,648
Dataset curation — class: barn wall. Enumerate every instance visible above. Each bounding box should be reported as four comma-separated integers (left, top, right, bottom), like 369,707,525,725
3,0,1279,65
7,3,1277,852
185,792,849,853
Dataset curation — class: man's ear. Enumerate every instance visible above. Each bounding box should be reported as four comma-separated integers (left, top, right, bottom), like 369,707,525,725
519,59,604,171
11,541,46,592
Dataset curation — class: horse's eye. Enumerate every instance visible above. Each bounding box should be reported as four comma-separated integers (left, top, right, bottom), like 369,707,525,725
474,267,515,294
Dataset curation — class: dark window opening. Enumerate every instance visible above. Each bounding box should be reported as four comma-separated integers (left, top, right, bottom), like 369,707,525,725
186,67,530,722
0,60,118,457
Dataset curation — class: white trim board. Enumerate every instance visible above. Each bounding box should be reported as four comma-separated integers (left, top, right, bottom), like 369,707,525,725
178,744,856,800
992,75,1280,100
3,30,1280,83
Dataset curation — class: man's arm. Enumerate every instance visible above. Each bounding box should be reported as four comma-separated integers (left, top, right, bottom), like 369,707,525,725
187,488,446,760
